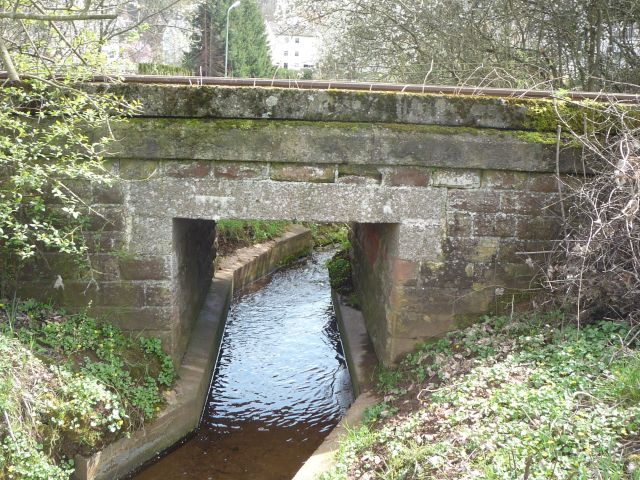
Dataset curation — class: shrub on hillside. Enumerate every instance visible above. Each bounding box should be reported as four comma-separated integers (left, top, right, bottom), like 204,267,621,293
535,97,640,326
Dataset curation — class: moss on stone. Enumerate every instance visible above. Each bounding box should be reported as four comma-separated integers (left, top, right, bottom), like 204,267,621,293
277,246,312,268
124,111,584,146
508,130,564,144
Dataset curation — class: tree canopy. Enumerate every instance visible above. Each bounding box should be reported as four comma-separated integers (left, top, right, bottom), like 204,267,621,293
0,1,149,292
294,0,640,91
185,0,273,77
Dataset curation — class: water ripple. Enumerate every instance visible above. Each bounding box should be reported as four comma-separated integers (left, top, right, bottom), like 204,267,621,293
134,249,354,480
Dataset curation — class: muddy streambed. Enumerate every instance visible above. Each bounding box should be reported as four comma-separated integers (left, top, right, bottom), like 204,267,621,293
133,250,354,480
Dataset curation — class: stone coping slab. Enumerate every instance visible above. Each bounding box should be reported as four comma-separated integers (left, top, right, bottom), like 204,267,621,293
74,225,313,480
93,82,586,132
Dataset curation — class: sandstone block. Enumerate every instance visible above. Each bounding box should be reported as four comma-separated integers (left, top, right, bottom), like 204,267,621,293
386,167,430,187
473,213,517,237
93,183,124,205
481,170,529,190
91,306,173,331
118,256,169,281
84,231,126,253
516,216,561,240
164,161,211,178
89,254,121,281
95,282,145,307
500,191,555,215
214,162,267,180
270,164,335,183
448,237,499,262
337,165,382,185
86,206,126,232
143,283,173,306
431,169,481,189
528,174,560,193
119,159,159,180
449,189,501,213
447,211,473,237
389,257,419,285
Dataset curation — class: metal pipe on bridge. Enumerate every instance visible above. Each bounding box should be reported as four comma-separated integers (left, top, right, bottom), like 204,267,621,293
2,72,639,103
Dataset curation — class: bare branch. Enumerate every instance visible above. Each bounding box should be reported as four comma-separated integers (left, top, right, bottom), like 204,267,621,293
103,0,182,41
0,34,19,81
0,11,116,21
27,0,89,67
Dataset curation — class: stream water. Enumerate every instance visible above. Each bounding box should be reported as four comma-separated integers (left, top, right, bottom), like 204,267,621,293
133,250,354,480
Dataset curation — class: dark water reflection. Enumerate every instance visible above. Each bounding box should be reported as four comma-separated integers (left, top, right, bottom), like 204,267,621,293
134,250,354,480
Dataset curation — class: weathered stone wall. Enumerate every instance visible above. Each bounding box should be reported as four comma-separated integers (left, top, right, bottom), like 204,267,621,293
14,83,572,365
351,171,560,361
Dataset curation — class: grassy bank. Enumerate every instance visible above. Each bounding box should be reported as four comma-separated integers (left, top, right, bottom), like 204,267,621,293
324,314,640,479
0,300,175,480
215,220,291,256
215,220,351,256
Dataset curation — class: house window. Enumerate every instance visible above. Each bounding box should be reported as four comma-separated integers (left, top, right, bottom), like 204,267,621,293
294,37,300,43
283,62,288,69
294,51,299,56
284,51,288,56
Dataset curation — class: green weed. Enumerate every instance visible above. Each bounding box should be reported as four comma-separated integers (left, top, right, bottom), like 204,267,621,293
0,300,175,478
606,353,640,405
326,247,353,294
323,315,640,479
305,223,350,248
215,219,290,254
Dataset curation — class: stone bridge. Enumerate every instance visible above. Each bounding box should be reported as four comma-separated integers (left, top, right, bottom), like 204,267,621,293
18,82,575,365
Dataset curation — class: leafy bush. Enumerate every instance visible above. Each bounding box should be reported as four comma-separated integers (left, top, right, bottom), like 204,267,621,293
0,79,135,294
326,247,353,293
538,98,640,326
1,430,74,480
0,300,175,477
137,63,192,76
305,223,350,248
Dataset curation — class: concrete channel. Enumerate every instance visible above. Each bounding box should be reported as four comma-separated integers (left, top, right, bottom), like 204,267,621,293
74,224,380,480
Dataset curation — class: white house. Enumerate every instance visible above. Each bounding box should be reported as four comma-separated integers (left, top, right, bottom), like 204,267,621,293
265,22,320,70
261,0,322,71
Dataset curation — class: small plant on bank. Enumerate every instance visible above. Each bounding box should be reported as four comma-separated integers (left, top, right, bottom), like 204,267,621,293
305,223,351,249
325,232,361,308
327,249,352,293
0,300,175,479
323,314,640,479
215,220,290,255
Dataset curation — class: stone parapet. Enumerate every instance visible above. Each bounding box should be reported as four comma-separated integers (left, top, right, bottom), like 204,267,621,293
93,82,582,132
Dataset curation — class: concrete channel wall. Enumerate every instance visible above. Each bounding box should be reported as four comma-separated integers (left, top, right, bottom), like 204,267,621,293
293,291,380,480
73,226,313,480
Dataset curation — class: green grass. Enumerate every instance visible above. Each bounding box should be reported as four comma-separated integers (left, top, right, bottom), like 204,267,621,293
323,315,640,479
304,223,350,249
0,299,175,479
215,221,351,256
215,220,290,254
